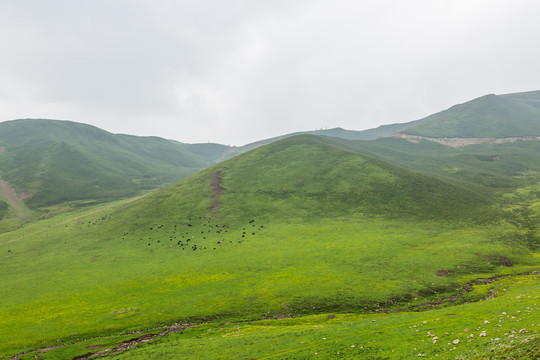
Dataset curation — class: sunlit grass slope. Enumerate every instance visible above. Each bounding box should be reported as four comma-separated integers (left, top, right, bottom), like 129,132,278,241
101,274,540,360
0,135,538,359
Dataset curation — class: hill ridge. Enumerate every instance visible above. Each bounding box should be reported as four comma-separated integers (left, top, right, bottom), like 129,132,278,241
402,90,540,138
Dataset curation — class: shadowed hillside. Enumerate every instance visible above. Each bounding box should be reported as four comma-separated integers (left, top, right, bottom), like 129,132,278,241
0,119,230,211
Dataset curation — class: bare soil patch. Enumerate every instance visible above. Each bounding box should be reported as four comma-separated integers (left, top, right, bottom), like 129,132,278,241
436,270,453,277
0,180,30,219
499,256,513,267
208,171,224,215
210,171,225,198
208,201,222,213
394,133,540,147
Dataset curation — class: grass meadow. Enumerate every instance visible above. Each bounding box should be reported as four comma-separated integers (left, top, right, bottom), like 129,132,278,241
1,201,537,358
1,135,539,358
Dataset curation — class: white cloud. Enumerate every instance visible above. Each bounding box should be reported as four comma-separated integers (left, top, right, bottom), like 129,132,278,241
1,0,540,145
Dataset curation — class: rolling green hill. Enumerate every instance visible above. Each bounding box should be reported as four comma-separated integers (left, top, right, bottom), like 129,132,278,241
0,119,230,219
123,135,490,226
1,134,537,359
2,90,540,359
402,90,540,138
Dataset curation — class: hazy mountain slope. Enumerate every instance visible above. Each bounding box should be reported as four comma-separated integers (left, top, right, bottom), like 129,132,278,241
326,120,420,139
182,142,231,163
220,89,540,161
402,90,540,138
225,89,540,159
0,119,230,209
222,121,422,160
300,122,421,140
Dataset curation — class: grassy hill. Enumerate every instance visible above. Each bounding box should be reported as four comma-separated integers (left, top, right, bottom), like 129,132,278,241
129,135,490,224
1,134,537,359
329,136,540,199
0,119,230,227
402,90,540,138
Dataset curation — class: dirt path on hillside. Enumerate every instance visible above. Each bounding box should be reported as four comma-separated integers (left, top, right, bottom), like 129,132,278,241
394,133,540,147
208,171,224,215
0,180,30,219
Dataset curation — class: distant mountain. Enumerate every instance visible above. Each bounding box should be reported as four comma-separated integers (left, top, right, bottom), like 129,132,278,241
0,119,230,210
402,90,540,138
227,90,540,159
222,122,420,160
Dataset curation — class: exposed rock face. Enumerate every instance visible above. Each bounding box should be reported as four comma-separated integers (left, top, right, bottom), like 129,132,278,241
393,133,540,147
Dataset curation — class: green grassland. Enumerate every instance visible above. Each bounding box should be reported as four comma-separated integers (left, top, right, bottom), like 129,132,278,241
102,274,540,360
1,135,539,359
1,203,536,359
403,90,540,138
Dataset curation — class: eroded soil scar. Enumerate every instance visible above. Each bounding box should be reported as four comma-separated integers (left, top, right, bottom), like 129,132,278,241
208,171,224,215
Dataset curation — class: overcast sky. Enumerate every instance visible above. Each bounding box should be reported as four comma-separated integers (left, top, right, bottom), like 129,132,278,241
1,0,540,145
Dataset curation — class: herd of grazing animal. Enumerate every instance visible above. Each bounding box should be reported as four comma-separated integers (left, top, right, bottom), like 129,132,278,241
128,217,265,252
14,214,264,256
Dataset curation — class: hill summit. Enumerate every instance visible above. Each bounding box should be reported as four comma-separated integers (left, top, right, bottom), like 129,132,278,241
402,90,540,138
